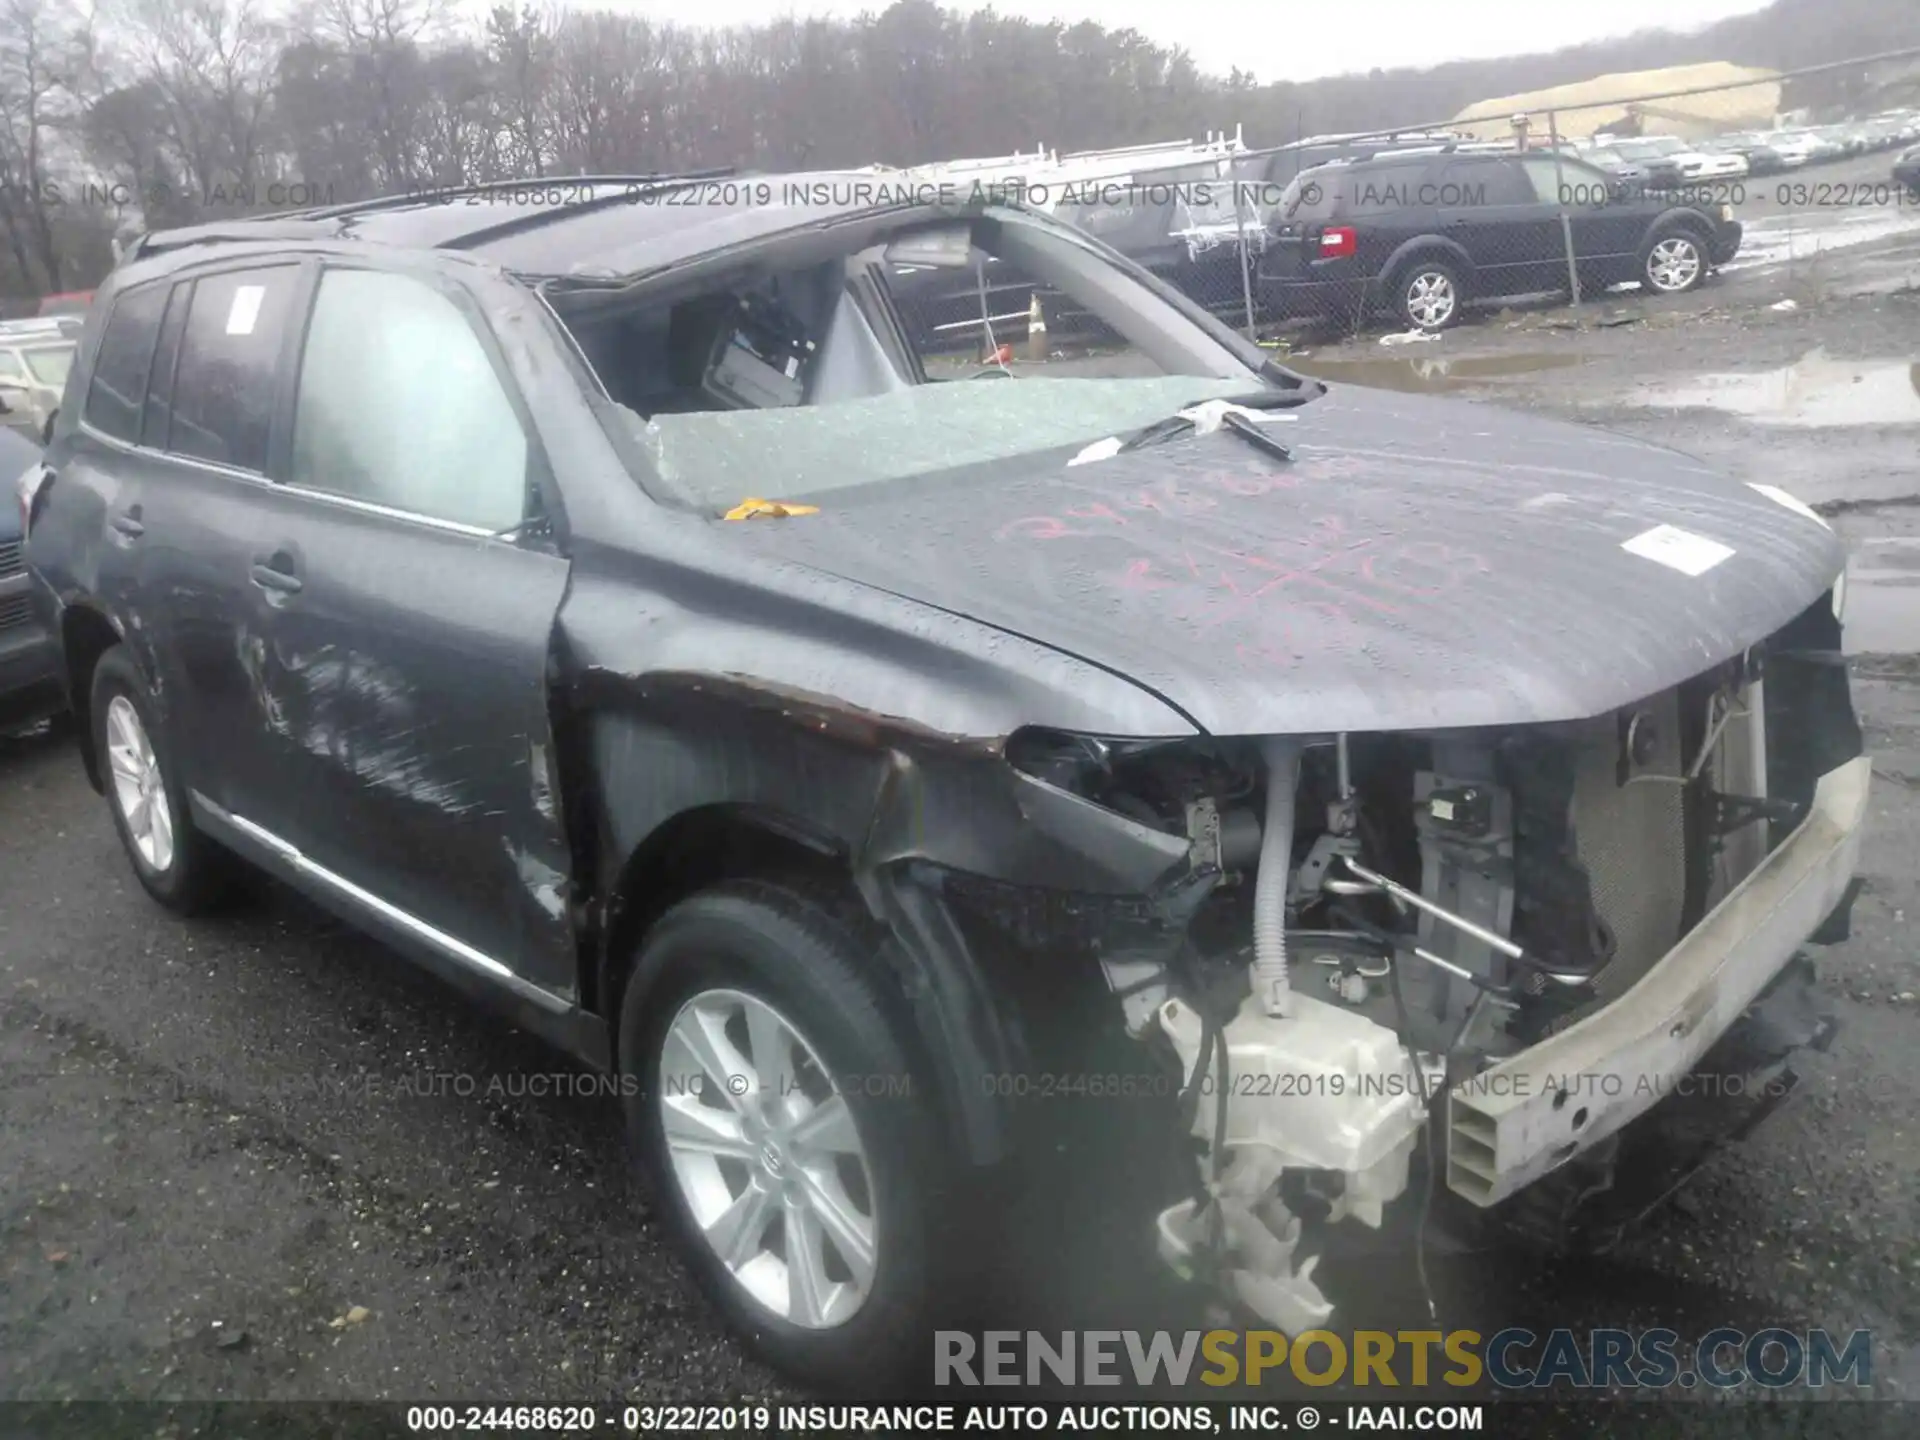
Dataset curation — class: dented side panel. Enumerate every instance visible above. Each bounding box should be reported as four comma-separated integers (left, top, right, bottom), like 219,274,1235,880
556,559,1204,1161
556,545,1199,886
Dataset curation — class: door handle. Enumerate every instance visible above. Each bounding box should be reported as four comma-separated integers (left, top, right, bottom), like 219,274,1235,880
249,554,303,595
110,505,144,538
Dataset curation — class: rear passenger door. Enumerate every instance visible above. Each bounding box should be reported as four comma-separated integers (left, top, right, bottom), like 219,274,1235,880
242,261,577,995
54,279,174,681
133,263,309,826
1435,157,1562,297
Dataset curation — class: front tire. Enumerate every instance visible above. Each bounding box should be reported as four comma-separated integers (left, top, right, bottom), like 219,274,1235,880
1640,225,1708,294
1393,258,1464,331
90,645,235,914
620,880,953,1393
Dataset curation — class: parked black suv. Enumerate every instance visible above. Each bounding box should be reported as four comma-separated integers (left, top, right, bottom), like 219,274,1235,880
20,175,1859,1392
1259,149,1743,330
1897,143,1920,198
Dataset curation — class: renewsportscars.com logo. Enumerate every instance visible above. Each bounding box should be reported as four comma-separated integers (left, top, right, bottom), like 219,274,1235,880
934,1328,1873,1390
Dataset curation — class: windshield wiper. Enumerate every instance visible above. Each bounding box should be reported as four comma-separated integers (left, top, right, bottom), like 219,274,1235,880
1220,408,1295,462
1115,387,1313,458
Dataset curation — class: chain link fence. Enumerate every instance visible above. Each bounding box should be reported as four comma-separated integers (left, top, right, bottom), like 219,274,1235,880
888,45,1920,359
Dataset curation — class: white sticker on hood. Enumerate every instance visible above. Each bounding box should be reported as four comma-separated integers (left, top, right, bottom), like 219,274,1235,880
1622,524,1734,577
1748,482,1832,529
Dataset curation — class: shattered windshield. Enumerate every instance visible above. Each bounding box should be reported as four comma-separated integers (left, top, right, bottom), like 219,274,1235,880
626,374,1250,508
564,205,1283,513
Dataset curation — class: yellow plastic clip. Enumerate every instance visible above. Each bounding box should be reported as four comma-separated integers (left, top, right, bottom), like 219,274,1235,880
722,497,821,520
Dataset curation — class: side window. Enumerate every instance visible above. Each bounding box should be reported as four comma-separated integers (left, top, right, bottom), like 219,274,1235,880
1441,159,1532,207
1282,168,1341,222
82,282,170,443
170,265,300,472
884,247,1138,380
1345,163,1433,216
290,268,529,532
140,283,191,449
1519,155,1606,203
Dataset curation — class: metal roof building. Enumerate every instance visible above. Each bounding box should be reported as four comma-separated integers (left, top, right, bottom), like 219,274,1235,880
1450,62,1783,141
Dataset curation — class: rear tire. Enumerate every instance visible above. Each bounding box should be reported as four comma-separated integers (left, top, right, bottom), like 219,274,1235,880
1393,258,1464,331
90,645,236,914
620,879,957,1394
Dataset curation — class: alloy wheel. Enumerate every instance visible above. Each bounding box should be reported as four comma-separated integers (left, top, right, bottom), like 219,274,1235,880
1405,270,1457,329
105,694,175,872
657,987,878,1329
1646,236,1702,292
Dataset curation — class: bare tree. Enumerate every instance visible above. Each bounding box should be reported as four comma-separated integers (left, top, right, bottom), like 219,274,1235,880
486,3,552,177
17,0,1908,298
311,0,444,189
0,0,92,291
99,0,281,216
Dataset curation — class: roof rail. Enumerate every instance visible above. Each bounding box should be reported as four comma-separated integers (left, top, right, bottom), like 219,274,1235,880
434,172,745,252
275,168,740,223
126,169,744,262
129,218,351,260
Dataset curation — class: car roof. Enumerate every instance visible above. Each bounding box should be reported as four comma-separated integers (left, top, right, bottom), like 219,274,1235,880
1330,149,1468,171
121,170,973,283
0,317,76,336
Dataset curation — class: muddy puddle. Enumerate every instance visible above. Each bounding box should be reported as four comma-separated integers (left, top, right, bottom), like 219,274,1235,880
1840,536,1920,656
1641,349,1920,427
1288,352,1586,393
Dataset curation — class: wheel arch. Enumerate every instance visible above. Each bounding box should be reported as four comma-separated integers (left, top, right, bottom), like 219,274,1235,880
576,695,1037,1167
1381,235,1478,293
596,799,854,1040
59,601,124,793
1648,206,1719,248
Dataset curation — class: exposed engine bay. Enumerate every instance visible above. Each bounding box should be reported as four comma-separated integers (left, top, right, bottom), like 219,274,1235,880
528,201,1868,1341
999,598,1864,1333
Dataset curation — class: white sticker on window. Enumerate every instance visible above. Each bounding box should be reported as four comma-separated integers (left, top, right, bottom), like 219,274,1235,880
225,285,266,336
1621,523,1734,577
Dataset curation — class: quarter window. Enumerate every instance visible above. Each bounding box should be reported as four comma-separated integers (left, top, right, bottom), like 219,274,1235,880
82,282,170,443
290,268,529,532
169,265,300,472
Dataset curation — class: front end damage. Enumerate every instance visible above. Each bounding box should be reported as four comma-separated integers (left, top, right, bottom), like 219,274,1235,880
962,592,1866,1331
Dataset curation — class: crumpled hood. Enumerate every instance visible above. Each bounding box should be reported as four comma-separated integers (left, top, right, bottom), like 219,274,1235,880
723,384,1846,737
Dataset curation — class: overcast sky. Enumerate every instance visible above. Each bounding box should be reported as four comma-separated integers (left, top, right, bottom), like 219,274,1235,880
543,0,1778,82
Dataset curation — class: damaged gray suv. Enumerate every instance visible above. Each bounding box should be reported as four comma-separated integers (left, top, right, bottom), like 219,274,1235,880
20,174,1866,1390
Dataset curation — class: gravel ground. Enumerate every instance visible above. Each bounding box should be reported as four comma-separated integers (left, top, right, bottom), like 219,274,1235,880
3,202,1918,1431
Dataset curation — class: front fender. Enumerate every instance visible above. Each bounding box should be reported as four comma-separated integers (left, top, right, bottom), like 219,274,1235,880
572,672,1199,1166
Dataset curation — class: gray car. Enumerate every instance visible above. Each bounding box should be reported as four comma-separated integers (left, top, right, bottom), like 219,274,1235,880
19,175,1866,1390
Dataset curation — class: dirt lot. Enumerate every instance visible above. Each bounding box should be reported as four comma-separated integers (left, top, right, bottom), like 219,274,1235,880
3,194,1919,1431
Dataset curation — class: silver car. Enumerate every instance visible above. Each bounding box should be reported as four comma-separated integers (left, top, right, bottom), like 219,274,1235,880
0,333,75,440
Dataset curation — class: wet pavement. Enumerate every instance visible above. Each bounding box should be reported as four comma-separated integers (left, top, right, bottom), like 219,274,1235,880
1631,352,1920,428
3,211,1919,1423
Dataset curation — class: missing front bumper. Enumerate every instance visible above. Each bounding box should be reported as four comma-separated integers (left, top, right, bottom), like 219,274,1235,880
1447,753,1871,1206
